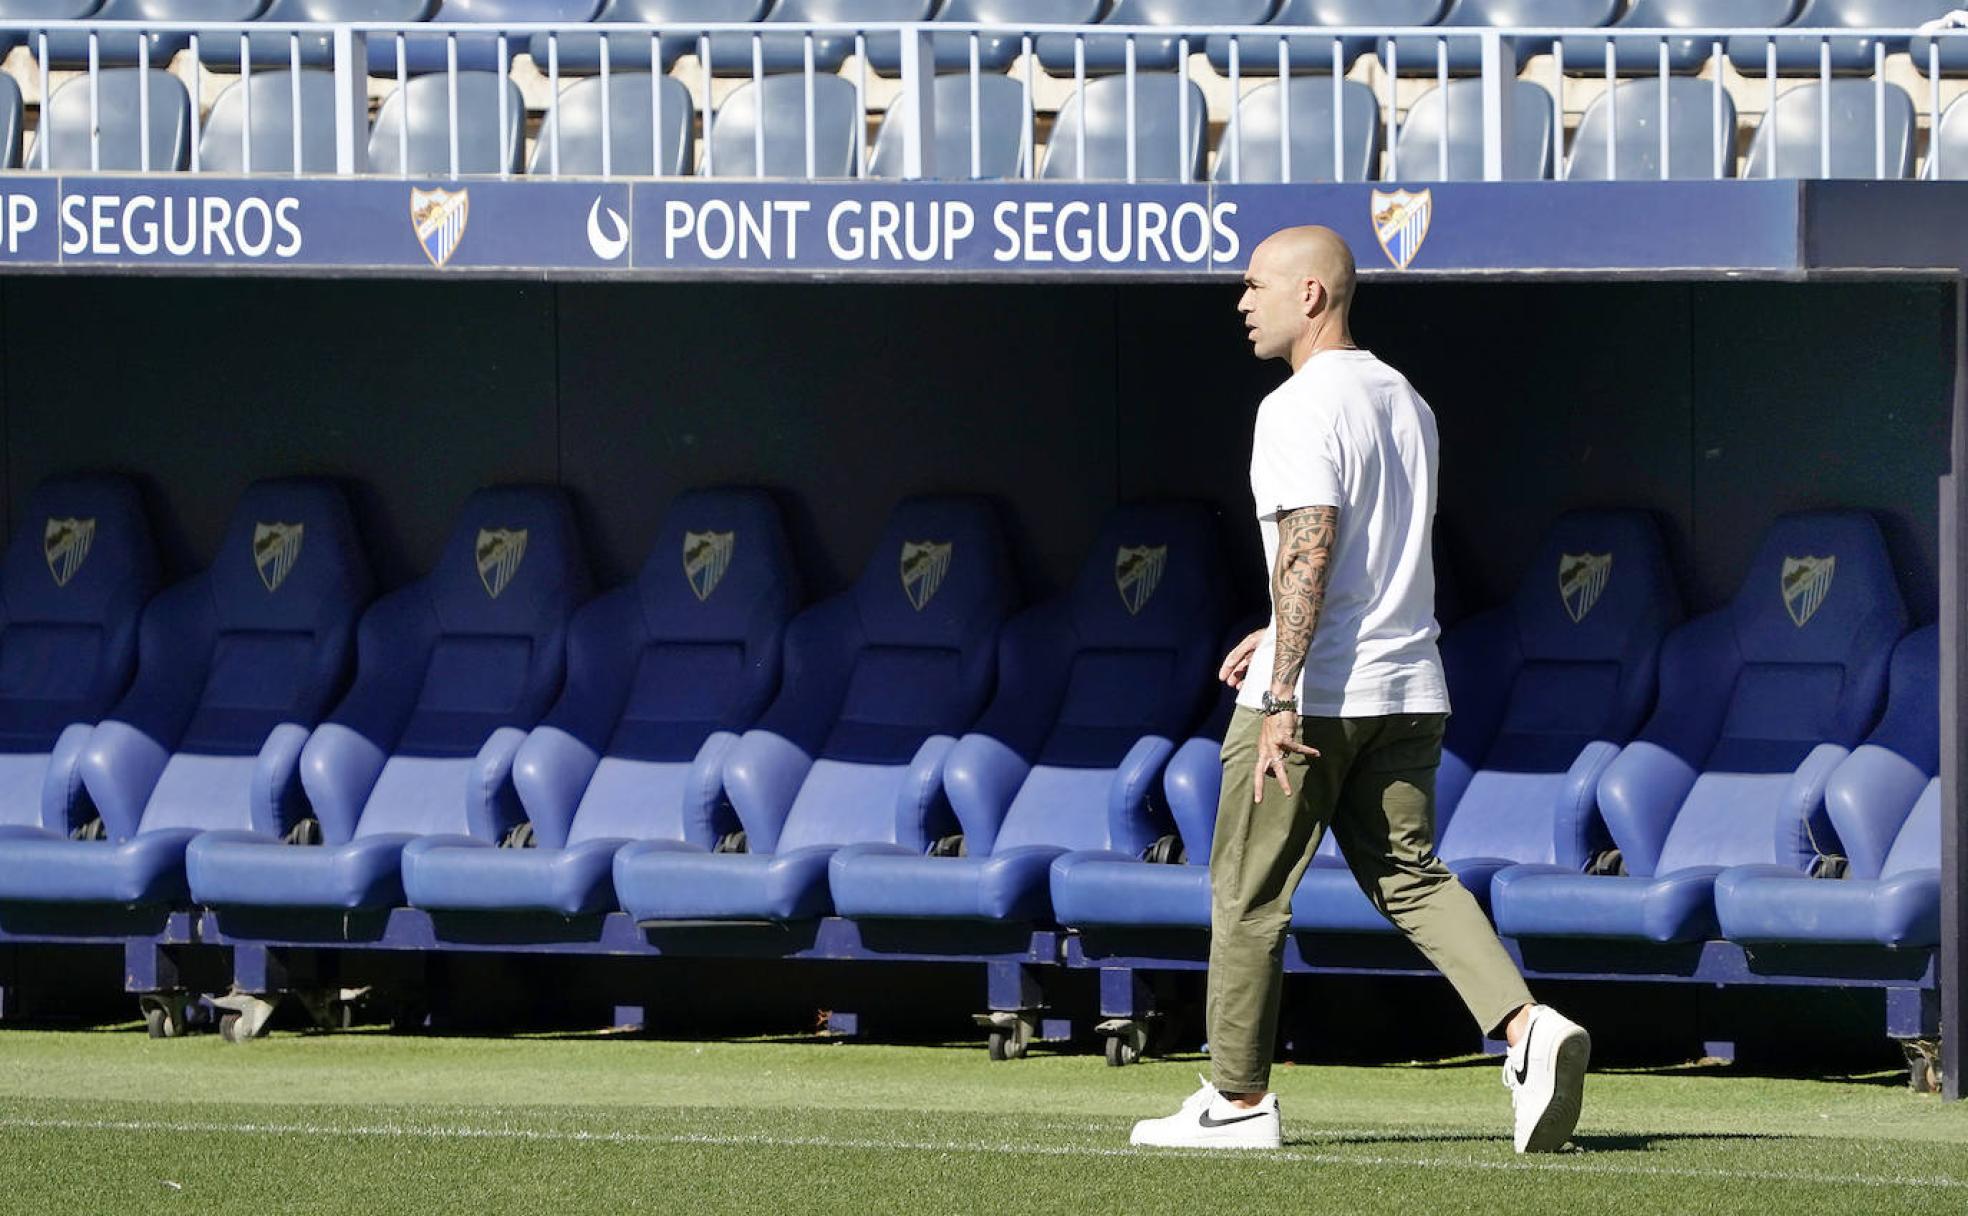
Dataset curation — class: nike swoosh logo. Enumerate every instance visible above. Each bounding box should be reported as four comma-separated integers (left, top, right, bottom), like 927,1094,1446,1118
1513,1021,1536,1086
1197,1108,1271,1128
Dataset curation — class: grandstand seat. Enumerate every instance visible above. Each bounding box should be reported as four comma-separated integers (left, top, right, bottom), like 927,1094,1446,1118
612,496,1014,923
1908,19,1968,73
867,71,1027,179
185,488,588,911
0,477,154,833
193,0,433,70
1715,625,1939,948
698,0,936,76
706,72,861,176
1740,79,1915,178
1210,76,1381,183
1491,512,1908,945
1558,1,1799,76
828,503,1225,924
377,0,598,76
1380,0,1621,76
1729,1,1949,76
33,0,263,69
1040,73,1208,182
0,0,102,58
28,69,191,171
533,0,767,75
1927,93,1968,178
368,71,526,175
1206,1,1447,79
0,481,369,907
197,69,339,174
1565,76,1739,180
0,74,20,169
864,0,1104,74
401,490,796,917
1389,78,1556,180
528,72,695,175
1038,0,1274,75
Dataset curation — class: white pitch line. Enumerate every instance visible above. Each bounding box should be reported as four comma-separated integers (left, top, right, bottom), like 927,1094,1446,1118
3,1115,1964,1192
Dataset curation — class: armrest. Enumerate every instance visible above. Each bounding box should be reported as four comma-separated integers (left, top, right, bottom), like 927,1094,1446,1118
682,730,742,850
1107,735,1176,858
827,840,920,887
891,734,959,853
401,833,495,866
1162,736,1223,863
299,723,388,845
942,733,1031,854
1779,743,1852,870
250,723,314,838
0,823,62,844
723,729,813,854
1596,740,1699,877
512,725,600,850
1553,740,1623,870
40,722,96,835
466,726,531,843
78,720,171,842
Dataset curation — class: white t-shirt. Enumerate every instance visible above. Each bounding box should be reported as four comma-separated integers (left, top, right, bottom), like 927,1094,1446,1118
1236,348,1450,718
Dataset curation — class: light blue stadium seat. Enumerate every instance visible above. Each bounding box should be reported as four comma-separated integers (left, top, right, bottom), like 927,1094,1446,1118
34,0,263,68
1740,79,1915,178
0,0,102,58
1926,92,1968,177
192,0,433,70
197,69,340,173
613,496,1015,923
706,72,862,176
1908,20,1968,72
1206,1,1446,78
0,481,370,907
0,74,21,168
865,0,1104,74
28,69,191,170
1381,0,1621,75
1037,0,1274,74
1565,76,1739,180
528,72,695,175
532,0,766,75
186,488,589,911
368,71,526,175
402,490,796,917
1730,1,1949,75
696,0,935,76
829,503,1225,924
1715,626,1938,948
374,0,598,76
1492,512,1908,945
1390,78,1555,180
1558,1,1799,76
868,71,1027,179
1040,73,1208,182
1210,76,1381,183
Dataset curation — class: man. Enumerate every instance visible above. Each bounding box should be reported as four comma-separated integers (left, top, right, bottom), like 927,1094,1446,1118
1129,226,1589,1154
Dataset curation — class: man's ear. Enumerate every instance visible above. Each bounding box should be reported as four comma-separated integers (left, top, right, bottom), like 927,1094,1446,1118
1302,276,1325,316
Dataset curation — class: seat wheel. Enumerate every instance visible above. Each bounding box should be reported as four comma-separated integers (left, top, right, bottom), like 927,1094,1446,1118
218,1011,244,1044
1105,1034,1139,1067
143,1005,176,1039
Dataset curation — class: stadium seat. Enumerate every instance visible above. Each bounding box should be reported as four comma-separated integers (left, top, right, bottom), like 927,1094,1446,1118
368,71,526,175
197,69,340,174
402,490,796,917
1715,625,1939,948
1565,76,1739,180
0,477,155,833
193,0,434,70
1210,76,1381,183
1740,79,1915,178
867,71,1028,179
612,496,1015,923
864,0,1104,74
1381,0,1621,76
28,69,191,171
534,0,768,75
1927,93,1968,178
1040,73,1209,182
1389,78,1556,180
1205,1,1447,78
0,74,21,169
1729,1,1948,75
33,0,263,68
185,488,588,911
697,0,936,76
0,0,102,58
1908,20,1968,73
377,0,599,76
528,72,695,176
1558,1,1799,76
1038,0,1274,74
828,502,1225,924
1491,512,1908,945
0,481,369,907
706,72,862,176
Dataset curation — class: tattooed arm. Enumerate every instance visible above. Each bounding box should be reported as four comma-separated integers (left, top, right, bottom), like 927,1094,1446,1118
1254,504,1338,801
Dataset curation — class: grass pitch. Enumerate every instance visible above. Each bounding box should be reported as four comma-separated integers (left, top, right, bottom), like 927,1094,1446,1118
2,1026,1966,1215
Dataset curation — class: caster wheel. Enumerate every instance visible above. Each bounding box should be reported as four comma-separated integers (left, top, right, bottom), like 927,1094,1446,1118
219,1012,244,1044
144,1006,177,1039
988,1029,1009,1061
1105,1035,1139,1067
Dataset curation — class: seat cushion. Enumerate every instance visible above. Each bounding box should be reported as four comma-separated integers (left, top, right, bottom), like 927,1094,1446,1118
0,826,199,904
1492,863,1728,943
1715,863,1940,948
614,840,836,921
829,843,1066,922
403,836,626,917
1049,849,1210,928
186,830,416,909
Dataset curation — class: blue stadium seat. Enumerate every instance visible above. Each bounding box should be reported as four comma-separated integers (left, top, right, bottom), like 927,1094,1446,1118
1565,76,1739,180
1558,1,1799,76
829,503,1225,924
29,69,191,171
1036,0,1272,74
0,0,103,58
193,0,434,70
0,74,21,169
1927,92,1968,178
865,0,1104,74
1040,73,1209,182
368,71,526,175
1210,77,1381,183
706,72,862,176
0,481,369,907
1729,1,1948,75
867,71,1028,179
376,0,598,76
1206,1,1447,78
1381,0,1621,75
613,496,1015,923
197,69,340,174
1491,512,1908,944
0,477,154,833
402,490,796,916
34,0,263,68
533,0,768,75
698,0,936,76
1908,22,1968,73
185,488,588,911
1740,79,1915,178
1715,625,1938,947
528,73,696,175
1389,78,1556,180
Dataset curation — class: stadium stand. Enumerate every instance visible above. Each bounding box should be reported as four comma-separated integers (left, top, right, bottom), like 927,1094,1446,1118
1740,78,1917,178
1389,78,1557,180
864,0,1103,74
1037,0,1274,75
697,0,934,76
1564,76,1740,180
1727,0,1954,75
532,0,768,75
385,0,597,75
367,69,526,174
194,0,432,70
1040,72,1209,181
1210,77,1383,183
706,70,861,175
529,71,696,175
867,70,1026,179
1381,0,1621,75
197,68,341,173
1558,0,1800,75
29,68,192,170
33,0,263,68
1205,0,1443,77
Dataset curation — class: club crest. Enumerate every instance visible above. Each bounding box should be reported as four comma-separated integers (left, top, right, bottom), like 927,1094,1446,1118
900,540,953,612
43,517,95,588
410,187,470,269
476,527,529,599
1370,188,1433,271
683,530,736,602
1558,552,1612,624
1781,555,1836,628
252,522,305,593
1115,545,1168,617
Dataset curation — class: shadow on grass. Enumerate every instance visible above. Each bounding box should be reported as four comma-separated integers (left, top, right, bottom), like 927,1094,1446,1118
1295,1129,1793,1153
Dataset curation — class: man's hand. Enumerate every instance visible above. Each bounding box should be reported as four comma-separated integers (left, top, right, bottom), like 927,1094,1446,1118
1218,628,1267,688
1254,709,1320,801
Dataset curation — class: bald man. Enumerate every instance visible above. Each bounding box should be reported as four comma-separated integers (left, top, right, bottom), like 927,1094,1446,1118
1129,227,1590,1153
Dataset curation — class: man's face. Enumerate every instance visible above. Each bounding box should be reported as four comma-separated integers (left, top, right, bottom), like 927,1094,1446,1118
1237,245,1310,363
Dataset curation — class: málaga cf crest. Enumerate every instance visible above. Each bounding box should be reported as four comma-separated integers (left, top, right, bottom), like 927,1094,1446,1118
1558,552,1611,624
1781,555,1836,628
253,522,304,593
476,528,529,599
1115,545,1167,616
1370,189,1433,271
900,540,953,612
43,517,95,588
411,187,470,269
683,530,735,602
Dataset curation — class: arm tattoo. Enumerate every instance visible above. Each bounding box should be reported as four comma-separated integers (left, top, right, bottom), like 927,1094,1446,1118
1270,505,1338,698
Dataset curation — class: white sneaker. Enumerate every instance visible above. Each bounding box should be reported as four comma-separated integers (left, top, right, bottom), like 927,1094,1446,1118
1129,1076,1282,1149
1502,1005,1591,1153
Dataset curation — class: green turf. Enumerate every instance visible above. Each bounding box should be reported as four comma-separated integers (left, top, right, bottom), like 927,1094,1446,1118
2,1027,1965,1214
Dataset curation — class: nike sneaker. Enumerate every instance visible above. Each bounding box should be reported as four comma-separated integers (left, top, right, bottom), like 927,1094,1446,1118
1128,1077,1282,1149
1503,1004,1590,1153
